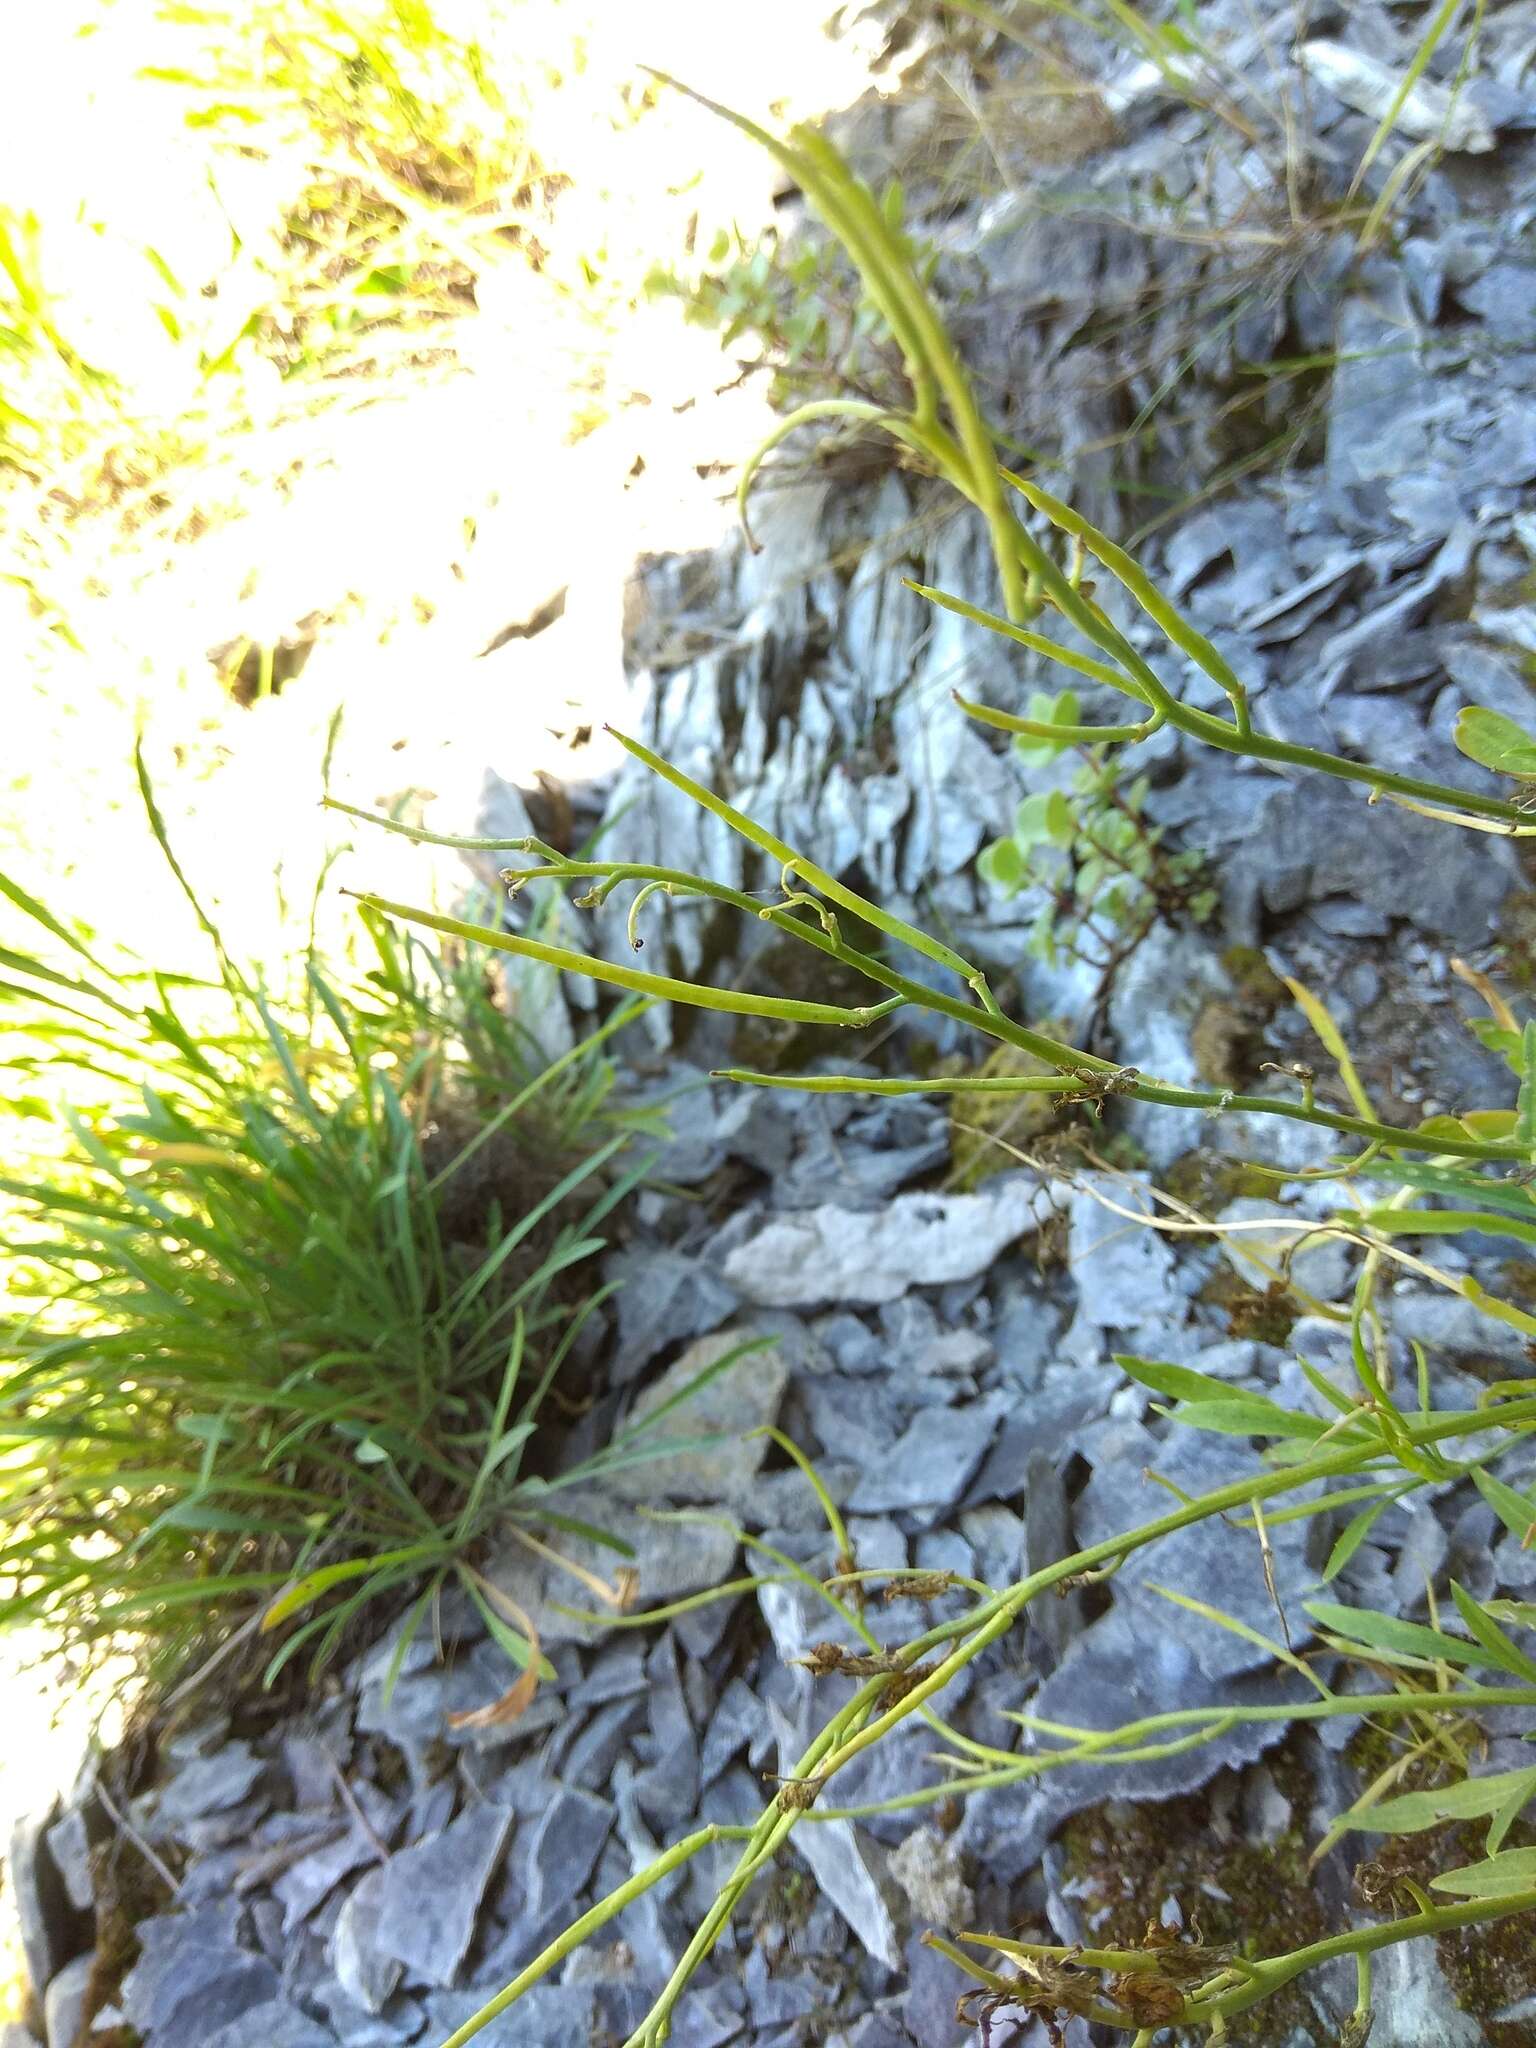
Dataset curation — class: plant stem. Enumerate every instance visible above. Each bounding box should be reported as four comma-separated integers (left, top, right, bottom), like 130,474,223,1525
1200,1889,1536,2025
444,1396,1536,2048
434,1824,757,2048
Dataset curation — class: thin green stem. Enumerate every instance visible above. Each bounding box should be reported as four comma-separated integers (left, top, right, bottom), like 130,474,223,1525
342,892,903,1031
1200,1889,1536,2025
434,1823,756,2048
606,727,993,994
445,1397,1536,2048
985,473,1525,823
811,1685,1536,1820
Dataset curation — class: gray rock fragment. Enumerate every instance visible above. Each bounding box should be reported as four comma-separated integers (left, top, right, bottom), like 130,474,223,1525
521,1788,613,1924
560,1698,644,1791
1067,1177,1180,1331
1216,1198,1353,1302
1298,41,1495,151
666,1986,746,2048
314,1987,425,2048
272,1826,381,1933
904,1932,970,2047
331,1867,403,2015
767,1711,900,1970
44,1952,94,2048
122,1906,279,2048
1076,1434,1319,1678
604,1248,739,1380
1027,1608,1321,1819
7,1810,73,2006
155,1742,265,1832
485,1495,738,1649
603,1328,789,1508
1367,1937,1486,2047
204,2000,336,2048
424,1984,596,2048
699,1679,764,1788
44,1805,96,1916
723,1179,1048,1307
373,1803,513,1988
847,1396,1007,1515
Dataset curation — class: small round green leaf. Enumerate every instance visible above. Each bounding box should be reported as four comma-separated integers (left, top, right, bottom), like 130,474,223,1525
1014,793,1056,847
978,838,1025,895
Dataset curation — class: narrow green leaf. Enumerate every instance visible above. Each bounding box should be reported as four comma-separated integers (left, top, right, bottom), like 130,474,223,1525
1349,1766,1536,1837
1518,1019,1536,1148
1474,1469,1536,1546
463,1578,557,1683
1324,1498,1391,1581
262,1543,447,1629
1116,1354,1246,1405
1450,1579,1536,1684
1306,1600,1512,1676
1431,1846,1536,1899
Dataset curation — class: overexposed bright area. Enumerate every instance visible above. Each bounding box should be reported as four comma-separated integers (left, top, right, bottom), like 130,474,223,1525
2,0,890,975
1,0,892,1991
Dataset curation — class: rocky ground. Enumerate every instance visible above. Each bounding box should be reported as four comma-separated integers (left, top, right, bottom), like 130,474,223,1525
11,4,1536,2046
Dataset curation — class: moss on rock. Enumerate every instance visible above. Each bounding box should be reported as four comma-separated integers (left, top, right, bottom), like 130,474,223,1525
1051,1756,1331,2044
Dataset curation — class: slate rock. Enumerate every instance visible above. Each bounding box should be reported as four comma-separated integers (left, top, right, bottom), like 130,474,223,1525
603,1327,790,1507
273,1826,380,1933
560,1698,644,1792
1235,778,1515,948
847,1395,1007,1515
122,1906,280,2048
44,1952,94,2048
1462,263,1536,342
954,1779,1054,1888
605,1247,739,1380
699,1679,765,1788
156,1742,266,1832
484,1495,738,1648
1216,1197,1353,1303
315,1989,425,2048
282,1727,353,1812
44,1805,96,1916
331,1865,403,2014
564,1644,647,1709
965,1368,1119,1507
837,2014,920,2048
7,1809,72,2004
666,1986,746,2048
990,1287,1063,1393
423,1982,596,2048
204,2000,336,2048
1386,1291,1533,1369
1027,1608,1321,1819
722,1178,1049,1307
373,1803,513,1988
1075,1434,1319,1678
1366,1936,1485,2047
744,1948,820,2026
903,1932,970,2047
1105,927,1239,1169
521,1787,613,1924
1066,1176,1180,1330
787,1813,901,1973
